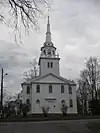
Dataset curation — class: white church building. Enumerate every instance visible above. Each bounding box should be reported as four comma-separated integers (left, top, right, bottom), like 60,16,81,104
21,17,77,114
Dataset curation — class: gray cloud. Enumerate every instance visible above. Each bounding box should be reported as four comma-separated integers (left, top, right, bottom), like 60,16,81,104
0,0,100,93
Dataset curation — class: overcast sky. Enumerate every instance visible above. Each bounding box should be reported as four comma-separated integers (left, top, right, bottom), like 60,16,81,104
0,0,100,93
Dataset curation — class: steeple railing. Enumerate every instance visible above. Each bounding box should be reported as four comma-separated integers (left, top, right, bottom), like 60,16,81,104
40,52,59,58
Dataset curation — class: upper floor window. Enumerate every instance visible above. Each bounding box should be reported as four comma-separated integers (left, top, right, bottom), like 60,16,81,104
36,84,40,93
69,85,72,94
51,62,53,68
48,62,53,68
69,99,73,108
61,85,64,93
26,99,30,104
48,62,50,68
49,85,52,93
27,86,30,94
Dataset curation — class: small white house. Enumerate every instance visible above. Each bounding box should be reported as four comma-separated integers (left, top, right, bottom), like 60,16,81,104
21,16,77,114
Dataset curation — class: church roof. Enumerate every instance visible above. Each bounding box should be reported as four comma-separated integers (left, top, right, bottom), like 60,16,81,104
30,73,76,85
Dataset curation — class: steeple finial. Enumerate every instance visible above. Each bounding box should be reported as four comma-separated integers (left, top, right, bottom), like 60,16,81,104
45,15,51,43
47,9,50,25
48,16,50,25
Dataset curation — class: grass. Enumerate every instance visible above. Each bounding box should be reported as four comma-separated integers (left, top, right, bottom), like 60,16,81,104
87,122,100,131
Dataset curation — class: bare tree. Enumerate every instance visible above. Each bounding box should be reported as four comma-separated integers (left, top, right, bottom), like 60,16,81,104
0,0,49,34
0,89,17,114
77,80,88,115
77,57,100,115
3,89,17,105
23,58,39,81
80,57,100,100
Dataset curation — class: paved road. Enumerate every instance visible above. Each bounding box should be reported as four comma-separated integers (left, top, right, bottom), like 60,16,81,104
0,119,100,133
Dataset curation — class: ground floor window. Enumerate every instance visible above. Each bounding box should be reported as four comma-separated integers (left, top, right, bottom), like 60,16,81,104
36,99,40,104
69,99,73,108
26,99,30,104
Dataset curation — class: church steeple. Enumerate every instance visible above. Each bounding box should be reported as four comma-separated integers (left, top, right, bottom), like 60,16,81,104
40,16,58,58
46,16,51,43
39,16,60,76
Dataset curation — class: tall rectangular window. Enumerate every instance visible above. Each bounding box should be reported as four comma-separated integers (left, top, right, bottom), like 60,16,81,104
26,99,30,104
69,99,73,108
61,85,64,93
27,86,30,94
51,62,53,68
49,85,52,93
69,86,72,94
36,84,40,93
48,62,49,68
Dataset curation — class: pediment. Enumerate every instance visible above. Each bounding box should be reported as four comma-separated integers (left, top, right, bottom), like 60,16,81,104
31,73,68,84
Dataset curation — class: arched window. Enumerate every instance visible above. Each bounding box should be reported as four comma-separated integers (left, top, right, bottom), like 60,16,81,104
69,99,73,108
36,84,40,93
27,86,30,94
26,99,30,104
61,100,65,104
49,85,52,93
61,85,64,93
36,99,40,104
69,85,72,94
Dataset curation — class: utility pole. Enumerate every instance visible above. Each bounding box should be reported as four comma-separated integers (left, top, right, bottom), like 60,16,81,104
0,68,3,117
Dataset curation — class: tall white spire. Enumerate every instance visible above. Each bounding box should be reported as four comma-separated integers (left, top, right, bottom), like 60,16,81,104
45,16,51,43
